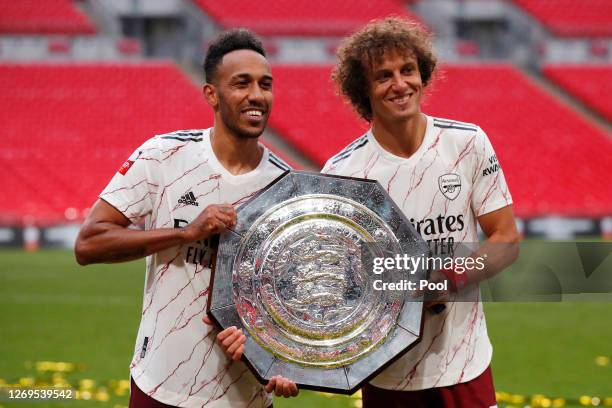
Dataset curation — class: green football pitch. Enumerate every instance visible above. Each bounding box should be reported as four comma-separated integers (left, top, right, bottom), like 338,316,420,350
0,250,610,408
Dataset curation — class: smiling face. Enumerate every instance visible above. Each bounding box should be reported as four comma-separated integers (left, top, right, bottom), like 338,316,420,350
210,49,273,139
367,50,423,126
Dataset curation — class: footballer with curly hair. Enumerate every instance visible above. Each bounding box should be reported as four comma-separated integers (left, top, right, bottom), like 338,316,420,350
324,17,520,407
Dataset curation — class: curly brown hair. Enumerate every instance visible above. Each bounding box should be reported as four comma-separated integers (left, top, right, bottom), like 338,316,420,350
332,17,437,122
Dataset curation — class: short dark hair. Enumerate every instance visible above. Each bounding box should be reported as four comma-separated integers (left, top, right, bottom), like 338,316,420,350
333,17,437,122
203,29,266,84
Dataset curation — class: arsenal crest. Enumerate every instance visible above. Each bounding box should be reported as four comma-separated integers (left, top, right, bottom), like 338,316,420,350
439,173,461,200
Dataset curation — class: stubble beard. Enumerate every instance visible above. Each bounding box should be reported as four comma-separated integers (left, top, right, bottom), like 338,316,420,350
218,95,266,140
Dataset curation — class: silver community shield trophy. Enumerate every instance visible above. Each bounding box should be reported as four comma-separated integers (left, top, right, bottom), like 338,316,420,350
208,171,428,394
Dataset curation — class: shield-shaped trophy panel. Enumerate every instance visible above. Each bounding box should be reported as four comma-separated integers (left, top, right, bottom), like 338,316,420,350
208,171,428,394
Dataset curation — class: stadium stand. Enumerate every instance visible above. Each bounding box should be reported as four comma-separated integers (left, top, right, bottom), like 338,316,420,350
512,0,612,37
270,64,612,218
192,0,420,36
0,63,295,224
1,0,610,236
543,64,612,122
0,0,96,35
0,63,213,223
270,65,369,165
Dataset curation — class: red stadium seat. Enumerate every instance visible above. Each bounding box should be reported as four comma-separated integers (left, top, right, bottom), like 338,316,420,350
48,37,71,54
192,0,422,36
589,41,609,58
512,0,612,37
456,40,480,57
270,64,612,218
543,64,612,122
0,0,96,35
116,38,142,56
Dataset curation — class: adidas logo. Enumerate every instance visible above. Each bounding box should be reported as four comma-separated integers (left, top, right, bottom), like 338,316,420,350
178,191,199,206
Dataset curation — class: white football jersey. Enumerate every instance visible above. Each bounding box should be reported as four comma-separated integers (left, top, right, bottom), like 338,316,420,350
322,114,512,390
100,129,289,407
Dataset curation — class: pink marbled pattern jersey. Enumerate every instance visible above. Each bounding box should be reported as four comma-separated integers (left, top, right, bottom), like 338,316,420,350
101,129,289,407
322,114,512,391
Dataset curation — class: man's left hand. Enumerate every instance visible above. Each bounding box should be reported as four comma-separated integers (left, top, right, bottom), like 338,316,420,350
264,375,299,398
203,315,246,361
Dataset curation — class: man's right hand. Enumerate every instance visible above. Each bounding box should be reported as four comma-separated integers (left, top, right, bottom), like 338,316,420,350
75,201,237,265
182,204,236,242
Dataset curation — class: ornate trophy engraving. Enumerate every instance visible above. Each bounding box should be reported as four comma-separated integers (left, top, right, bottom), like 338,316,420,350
208,171,428,393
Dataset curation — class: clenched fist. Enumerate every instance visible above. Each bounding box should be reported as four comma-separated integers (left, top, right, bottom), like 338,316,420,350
182,204,236,242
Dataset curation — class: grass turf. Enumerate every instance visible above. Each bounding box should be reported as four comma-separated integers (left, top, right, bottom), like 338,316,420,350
0,249,610,407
